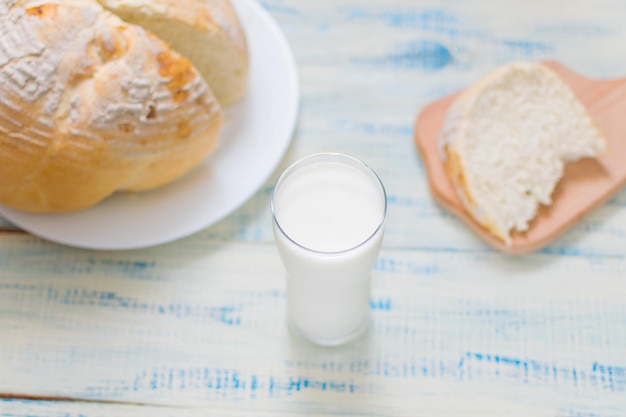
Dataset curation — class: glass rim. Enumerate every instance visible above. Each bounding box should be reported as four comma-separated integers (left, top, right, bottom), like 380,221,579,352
270,152,387,255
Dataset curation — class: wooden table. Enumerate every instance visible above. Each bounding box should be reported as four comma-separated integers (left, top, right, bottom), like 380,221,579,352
1,0,625,415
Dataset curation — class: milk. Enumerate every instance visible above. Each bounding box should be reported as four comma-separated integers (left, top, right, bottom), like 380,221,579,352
271,153,386,346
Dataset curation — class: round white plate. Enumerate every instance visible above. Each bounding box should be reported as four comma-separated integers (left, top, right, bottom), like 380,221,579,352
0,0,299,250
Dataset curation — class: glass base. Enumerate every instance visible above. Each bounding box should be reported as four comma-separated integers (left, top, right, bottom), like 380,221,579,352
288,319,369,347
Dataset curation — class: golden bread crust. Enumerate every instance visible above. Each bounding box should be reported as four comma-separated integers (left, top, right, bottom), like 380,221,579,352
0,1,222,212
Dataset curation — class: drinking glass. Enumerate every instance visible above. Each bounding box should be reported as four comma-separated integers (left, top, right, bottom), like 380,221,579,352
271,153,387,346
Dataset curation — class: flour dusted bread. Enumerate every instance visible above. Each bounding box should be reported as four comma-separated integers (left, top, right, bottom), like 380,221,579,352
0,0,222,212
96,0,249,106
440,62,606,245
16,0,249,106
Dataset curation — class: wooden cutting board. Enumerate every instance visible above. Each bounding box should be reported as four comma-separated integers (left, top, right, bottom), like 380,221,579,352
414,60,626,255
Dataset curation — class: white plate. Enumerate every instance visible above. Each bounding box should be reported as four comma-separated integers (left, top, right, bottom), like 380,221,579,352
0,0,299,250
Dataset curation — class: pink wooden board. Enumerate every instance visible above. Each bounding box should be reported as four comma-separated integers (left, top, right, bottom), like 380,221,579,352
414,61,626,255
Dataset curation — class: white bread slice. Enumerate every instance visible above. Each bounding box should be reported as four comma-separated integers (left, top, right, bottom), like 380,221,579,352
96,0,249,107
439,62,606,245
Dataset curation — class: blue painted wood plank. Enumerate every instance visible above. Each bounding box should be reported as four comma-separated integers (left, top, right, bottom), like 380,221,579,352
0,235,623,415
1,1,626,416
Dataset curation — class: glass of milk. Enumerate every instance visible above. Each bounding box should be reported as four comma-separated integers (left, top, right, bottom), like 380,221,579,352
271,153,387,346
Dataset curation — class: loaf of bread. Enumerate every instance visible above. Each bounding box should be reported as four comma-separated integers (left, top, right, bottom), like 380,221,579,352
0,0,248,213
439,62,606,245
17,0,249,106
95,0,249,106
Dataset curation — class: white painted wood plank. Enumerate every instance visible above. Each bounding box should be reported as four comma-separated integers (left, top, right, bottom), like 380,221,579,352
1,1,626,417
0,399,384,417
0,398,599,417
0,234,624,415
0,398,562,417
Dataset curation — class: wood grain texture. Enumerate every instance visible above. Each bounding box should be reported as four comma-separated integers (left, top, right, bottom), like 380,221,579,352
1,0,626,416
0,234,625,415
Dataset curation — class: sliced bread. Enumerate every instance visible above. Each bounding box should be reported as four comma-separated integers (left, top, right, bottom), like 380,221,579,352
96,0,249,106
0,1,222,212
439,62,607,245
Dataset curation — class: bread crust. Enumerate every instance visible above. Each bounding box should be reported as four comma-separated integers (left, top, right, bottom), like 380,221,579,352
0,1,222,212
439,62,607,245
97,0,249,106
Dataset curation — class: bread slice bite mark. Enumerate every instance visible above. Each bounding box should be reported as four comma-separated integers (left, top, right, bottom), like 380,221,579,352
439,62,607,245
